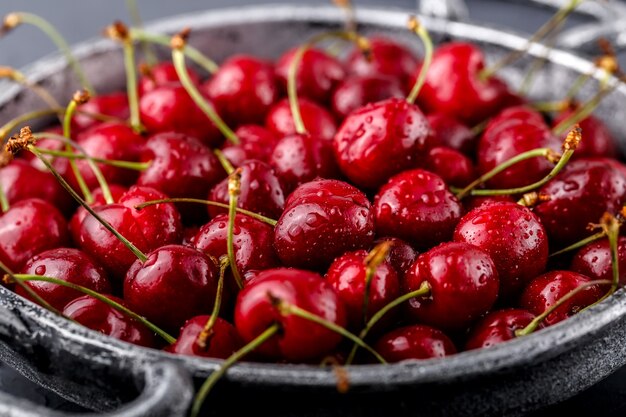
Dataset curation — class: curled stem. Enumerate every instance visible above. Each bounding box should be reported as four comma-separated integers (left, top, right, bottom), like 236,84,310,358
406,16,434,104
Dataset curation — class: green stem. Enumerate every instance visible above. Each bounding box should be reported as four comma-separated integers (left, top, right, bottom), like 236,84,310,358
406,17,434,104
190,324,280,417
565,72,592,101
121,38,143,133
213,149,235,175
125,0,157,66
227,173,244,290
0,180,8,213
530,100,569,113
63,98,93,204
0,68,61,110
196,257,229,349
553,87,614,136
0,261,62,315
550,231,606,257
361,242,392,324
0,108,62,142
34,146,150,171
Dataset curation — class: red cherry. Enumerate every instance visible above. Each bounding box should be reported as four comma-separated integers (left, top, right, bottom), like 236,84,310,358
571,237,626,285
220,125,279,167
426,113,475,156
462,195,515,212
552,111,618,159
520,270,606,327
63,294,156,348
374,169,462,250
0,199,69,271
374,324,456,363
333,98,432,189
204,55,279,126
373,237,418,278
424,146,476,188
165,315,243,359
124,244,220,331
138,62,200,95
265,98,337,141
465,309,536,350
330,75,404,121
17,248,110,310
273,179,375,269
454,202,548,298
485,105,546,128
404,242,499,331
69,184,128,244
71,92,129,133
234,268,347,362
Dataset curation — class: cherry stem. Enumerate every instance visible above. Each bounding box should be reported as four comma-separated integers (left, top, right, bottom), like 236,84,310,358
227,170,244,290
34,146,151,171
63,90,94,204
345,281,431,365
333,0,357,34
515,279,612,337
0,181,8,213
531,100,569,113
125,0,157,67
518,19,565,95
213,148,235,175
406,16,434,104
11,273,175,343
479,0,583,80
552,85,615,136
171,33,239,145
0,261,62,315
0,66,61,111
566,53,619,101
550,231,606,257
134,198,277,226
190,323,281,417
196,257,229,350
596,213,621,302
2,12,95,95
362,241,393,324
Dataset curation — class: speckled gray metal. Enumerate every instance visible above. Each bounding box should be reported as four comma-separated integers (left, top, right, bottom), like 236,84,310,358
1,5,626,417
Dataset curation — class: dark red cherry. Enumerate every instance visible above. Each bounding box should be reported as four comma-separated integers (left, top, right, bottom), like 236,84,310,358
326,249,400,328
69,185,128,244
330,74,404,121
71,92,129,133
269,133,340,195
533,158,626,246
63,294,156,348
139,84,223,148
462,195,515,212
333,98,432,189
454,202,548,298
275,47,345,104
124,244,219,331
165,315,243,359
426,113,475,156
404,242,499,331
571,237,626,285
17,248,110,311
220,125,279,167
520,271,606,327
0,199,69,272
424,146,476,188
265,98,337,141
373,237,418,278
234,268,348,362
273,179,375,269
374,324,456,363
417,42,515,125
374,169,462,250
208,160,285,219
552,110,618,159
484,105,546,128
465,309,536,350
138,61,200,95
592,157,626,180
204,55,279,127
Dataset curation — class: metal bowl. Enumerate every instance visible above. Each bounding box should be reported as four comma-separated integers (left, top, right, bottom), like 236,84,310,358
2,4,626,417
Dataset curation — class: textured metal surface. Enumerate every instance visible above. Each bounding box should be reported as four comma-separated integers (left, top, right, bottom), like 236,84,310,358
1,4,626,416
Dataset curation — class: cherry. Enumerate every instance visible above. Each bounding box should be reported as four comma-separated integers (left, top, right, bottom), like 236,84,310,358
571,237,626,285
426,113,476,156
462,195,515,212
138,61,200,95
374,324,456,363
124,244,219,331
374,169,462,250
552,110,618,159
373,237,418,278
234,268,347,362
204,55,279,127
533,158,626,246
275,47,345,105
16,248,110,310
165,315,243,359
424,146,476,187
69,184,128,244
63,294,156,348
273,179,375,269
519,270,606,327
333,98,432,189
220,125,279,167
71,92,129,133
265,98,337,142
454,202,548,298
485,105,545,128
465,309,536,350
0,198,69,272
330,75,404,121
208,160,285,219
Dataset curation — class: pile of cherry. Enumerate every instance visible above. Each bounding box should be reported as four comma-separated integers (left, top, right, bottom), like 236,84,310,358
1,11,626,376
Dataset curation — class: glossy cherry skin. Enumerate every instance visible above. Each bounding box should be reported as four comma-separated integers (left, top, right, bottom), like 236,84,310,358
139,84,223,148
346,37,420,88
426,113,475,156
71,92,129,133
454,203,548,298
208,160,285,219
124,244,219,331
465,309,536,350
374,237,418,278
138,61,200,95
69,185,128,244
269,133,340,195
520,271,606,327
0,199,70,272
374,169,462,250
234,268,348,362
417,42,515,125
204,55,279,127
275,47,345,105
274,179,375,270
462,195,515,212
334,98,433,189
571,237,626,285
404,242,499,331
484,105,545,128
220,125,279,167
265,98,337,142
63,295,156,348
16,248,110,311
165,315,243,359
424,146,476,188
534,158,626,246
326,249,400,329
330,75,404,121
552,111,618,159
374,325,457,363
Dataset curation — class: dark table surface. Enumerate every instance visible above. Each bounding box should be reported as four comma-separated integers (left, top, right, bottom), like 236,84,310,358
1,0,626,415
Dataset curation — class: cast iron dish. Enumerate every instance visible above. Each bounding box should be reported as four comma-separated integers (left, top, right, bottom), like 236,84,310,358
1,2,626,416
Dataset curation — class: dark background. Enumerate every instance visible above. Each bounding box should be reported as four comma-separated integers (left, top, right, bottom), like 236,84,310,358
1,0,626,415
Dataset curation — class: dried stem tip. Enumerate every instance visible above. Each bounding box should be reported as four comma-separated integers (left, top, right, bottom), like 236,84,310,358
0,148,14,168
227,169,242,197
332,0,352,7
170,27,191,50
563,124,582,151
72,89,91,105
1,274,12,285
0,66,21,81
407,15,421,32
1,13,21,33
546,149,562,164
104,21,130,42
520,191,551,207
364,241,393,268
595,55,619,74
5,126,35,155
